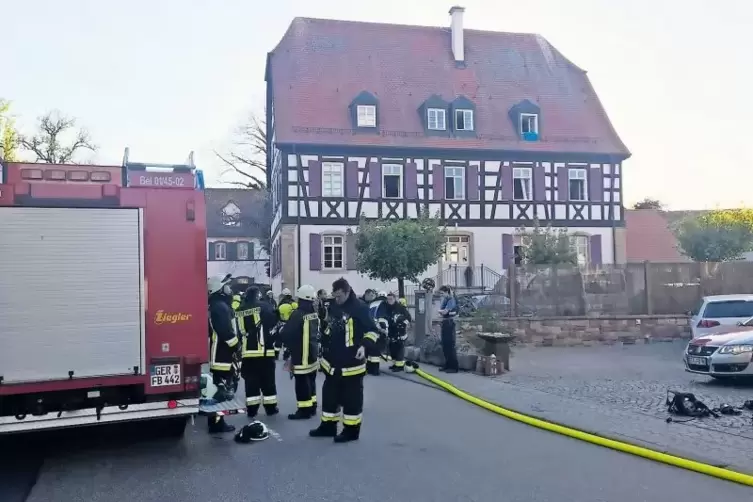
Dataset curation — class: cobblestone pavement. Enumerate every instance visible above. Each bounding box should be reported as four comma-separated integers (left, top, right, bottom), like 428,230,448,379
395,340,753,473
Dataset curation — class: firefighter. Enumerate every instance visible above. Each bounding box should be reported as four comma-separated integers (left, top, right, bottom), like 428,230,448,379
385,292,412,371
275,288,298,359
207,275,239,434
266,290,277,309
317,289,331,375
366,290,389,375
359,288,376,307
238,286,280,418
279,285,320,420
309,278,379,443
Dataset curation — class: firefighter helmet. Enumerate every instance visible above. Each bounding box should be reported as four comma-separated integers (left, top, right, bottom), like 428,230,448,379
377,290,387,298
234,420,270,443
296,285,317,301
281,287,292,296
399,297,407,306
207,275,231,295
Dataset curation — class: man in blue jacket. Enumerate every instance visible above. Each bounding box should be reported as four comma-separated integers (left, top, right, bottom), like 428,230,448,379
437,285,459,373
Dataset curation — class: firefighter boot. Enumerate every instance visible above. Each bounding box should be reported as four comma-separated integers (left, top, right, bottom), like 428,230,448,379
309,421,338,438
366,361,380,376
288,408,315,420
334,424,360,443
208,415,236,434
264,404,280,416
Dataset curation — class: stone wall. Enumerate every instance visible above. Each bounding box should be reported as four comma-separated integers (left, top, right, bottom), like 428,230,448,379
449,315,691,347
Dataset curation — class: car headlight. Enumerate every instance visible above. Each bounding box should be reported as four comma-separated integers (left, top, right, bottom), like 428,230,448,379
717,345,753,355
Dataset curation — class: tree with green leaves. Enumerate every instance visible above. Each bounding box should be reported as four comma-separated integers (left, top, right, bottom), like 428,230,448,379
632,197,664,210
348,210,446,297
0,99,19,161
518,219,578,265
18,110,96,163
674,208,753,262
215,111,271,254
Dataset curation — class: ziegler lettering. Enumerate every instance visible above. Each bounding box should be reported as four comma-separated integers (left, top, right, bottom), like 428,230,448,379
154,310,192,325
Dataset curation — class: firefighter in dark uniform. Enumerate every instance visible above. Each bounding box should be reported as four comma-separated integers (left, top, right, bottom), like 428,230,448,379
385,292,412,371
359,288,376,306
366,291,389,375
266,290,278,309
207,275,239,434
279,285,320,420
238,286,280,418
274,288,297,359
317,289,331,376
232,292,243,311
309,278,379,443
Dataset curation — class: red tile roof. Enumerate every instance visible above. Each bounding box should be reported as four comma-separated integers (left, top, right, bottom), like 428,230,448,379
625,209,691,263
268,17,629,155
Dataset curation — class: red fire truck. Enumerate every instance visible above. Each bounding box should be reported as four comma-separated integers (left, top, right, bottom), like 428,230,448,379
0,149,208,437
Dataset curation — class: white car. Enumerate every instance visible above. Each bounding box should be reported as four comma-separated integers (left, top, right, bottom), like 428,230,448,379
689,294,753,339
684,318,753,379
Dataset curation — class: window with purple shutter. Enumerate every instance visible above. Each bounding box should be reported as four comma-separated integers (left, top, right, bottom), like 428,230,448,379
502,233,514,270
368,162,382,199
309,233,322,270
466,164,480,201
405,163,418,199
589,166,603,202
308,161,322,198
557,166,569,201
589,235,603,265
346,161,359,199
500,164,513,201
432,164,444,199
533,164,546,201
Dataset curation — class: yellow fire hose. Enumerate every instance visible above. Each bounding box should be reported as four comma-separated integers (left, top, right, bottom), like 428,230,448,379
400,361,753,487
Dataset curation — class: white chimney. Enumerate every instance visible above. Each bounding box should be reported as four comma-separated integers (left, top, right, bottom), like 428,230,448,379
449,6,465,62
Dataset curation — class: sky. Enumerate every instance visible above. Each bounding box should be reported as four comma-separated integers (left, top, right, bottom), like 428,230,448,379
3,0,752,210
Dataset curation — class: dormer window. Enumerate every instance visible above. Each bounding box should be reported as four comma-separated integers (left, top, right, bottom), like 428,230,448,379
427,108,447,130
454,109,474,131
221,202,241,226
509,100,541,141
520,113,539,135
356,105,377,128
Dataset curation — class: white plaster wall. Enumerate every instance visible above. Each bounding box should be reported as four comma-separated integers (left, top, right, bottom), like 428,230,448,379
291,224,615,294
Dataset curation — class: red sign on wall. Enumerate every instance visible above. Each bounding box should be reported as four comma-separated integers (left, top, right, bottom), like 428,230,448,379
127,171,195,189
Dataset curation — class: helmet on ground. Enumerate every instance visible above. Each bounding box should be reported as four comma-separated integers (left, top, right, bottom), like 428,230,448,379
207,275,231,295
399,297,407,306
281,288,292,296
234,420,270,443
296,285,316,301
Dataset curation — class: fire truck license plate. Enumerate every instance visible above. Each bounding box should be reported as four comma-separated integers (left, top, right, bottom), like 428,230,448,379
150,364,182,387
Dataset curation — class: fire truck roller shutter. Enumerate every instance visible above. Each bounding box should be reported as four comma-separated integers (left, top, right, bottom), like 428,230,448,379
0,207,145,383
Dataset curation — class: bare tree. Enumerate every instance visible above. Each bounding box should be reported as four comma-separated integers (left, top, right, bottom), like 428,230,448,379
18,110,96,164
215,112,267,190
216,111,272,253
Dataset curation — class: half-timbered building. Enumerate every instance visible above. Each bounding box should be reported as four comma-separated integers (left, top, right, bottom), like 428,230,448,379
266,7,630,294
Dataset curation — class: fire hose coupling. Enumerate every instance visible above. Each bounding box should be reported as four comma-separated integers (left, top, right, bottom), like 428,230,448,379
405,361,419,373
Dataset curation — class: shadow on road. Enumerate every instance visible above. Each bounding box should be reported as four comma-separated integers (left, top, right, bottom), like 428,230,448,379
0,420,185,502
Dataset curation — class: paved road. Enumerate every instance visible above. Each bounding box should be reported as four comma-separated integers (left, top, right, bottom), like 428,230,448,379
1,367,750,502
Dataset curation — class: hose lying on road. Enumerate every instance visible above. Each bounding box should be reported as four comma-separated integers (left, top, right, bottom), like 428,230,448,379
400,361,753,488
